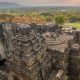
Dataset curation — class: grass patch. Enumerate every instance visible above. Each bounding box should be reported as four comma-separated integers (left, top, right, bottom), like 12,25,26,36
65,22,80,29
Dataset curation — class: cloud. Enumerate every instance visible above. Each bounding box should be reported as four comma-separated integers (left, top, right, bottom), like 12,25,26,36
23,0,53,3
22,0,80,5
0,0,80,6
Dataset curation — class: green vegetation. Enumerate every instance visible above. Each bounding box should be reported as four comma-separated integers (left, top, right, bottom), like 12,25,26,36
0,7,80,29
55,15,65,25
65,22,80,29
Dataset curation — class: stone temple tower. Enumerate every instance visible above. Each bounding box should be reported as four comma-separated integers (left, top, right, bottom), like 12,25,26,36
2,23,53,80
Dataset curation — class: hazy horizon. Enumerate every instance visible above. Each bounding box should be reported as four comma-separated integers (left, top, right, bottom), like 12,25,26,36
0,0,80,6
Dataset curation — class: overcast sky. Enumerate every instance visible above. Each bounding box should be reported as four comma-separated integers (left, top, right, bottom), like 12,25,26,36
0,0,80,6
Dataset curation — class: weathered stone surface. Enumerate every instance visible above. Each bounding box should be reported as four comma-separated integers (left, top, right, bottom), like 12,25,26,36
0,23,79,80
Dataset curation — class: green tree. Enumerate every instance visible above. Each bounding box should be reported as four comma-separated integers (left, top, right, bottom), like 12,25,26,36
55,15,65,25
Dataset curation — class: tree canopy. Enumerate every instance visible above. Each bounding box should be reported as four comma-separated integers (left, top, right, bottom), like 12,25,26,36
54,15,65,25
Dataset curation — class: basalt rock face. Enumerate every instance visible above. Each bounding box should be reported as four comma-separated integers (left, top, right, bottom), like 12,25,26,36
0,70,8,80
30,23,62,34
74,31,80,44
0,57,8,80
0,23,8,80
0,23,69,80
0,23,79,80
68,47,80,80
67,33,80,80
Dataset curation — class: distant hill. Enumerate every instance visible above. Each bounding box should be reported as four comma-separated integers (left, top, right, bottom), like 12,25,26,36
0,2,23,9
0,2,80,10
